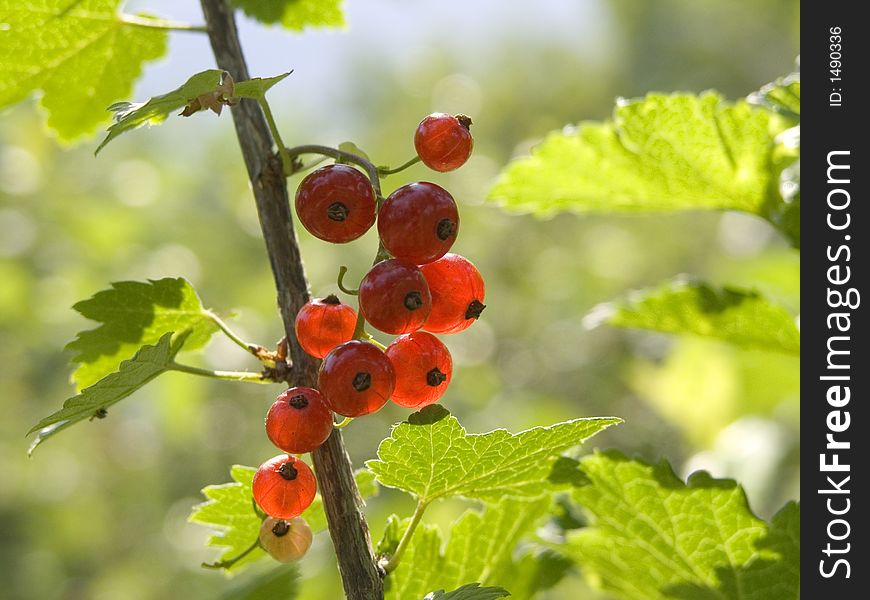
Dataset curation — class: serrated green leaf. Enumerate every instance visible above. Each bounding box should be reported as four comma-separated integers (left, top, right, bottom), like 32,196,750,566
233,72,292,99
232,0,345,31
749,72,800,120
96,70,231,153
594,280,800,354
424,583,510,600
0,0,168,141
66,278,220,390
489,93,787,219
27,332,184,453
385,497,551,600
564,451,800,600
190,466,377,573
367,405,620,503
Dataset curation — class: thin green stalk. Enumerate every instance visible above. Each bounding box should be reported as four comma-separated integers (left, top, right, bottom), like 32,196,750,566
378,156,421,176
205,310,262,357
202,539,260,570
120,14,208,33
334,416,354,429
382,499,429,573
168,362,271,383
285,145,382,197
258,99,293,176
337,266,360,295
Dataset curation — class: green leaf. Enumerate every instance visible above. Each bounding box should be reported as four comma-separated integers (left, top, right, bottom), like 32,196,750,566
0,0,168,141
593,280,800,354
96,70,232,154
749,72,800,120
233,72,292,99
488,93,787,218
190,466,377,573
424,583,510,600
367,406,620,503
232,0,345,31
66,278,220,390
385,497,551,600
564,451,800,600
27,332,184,453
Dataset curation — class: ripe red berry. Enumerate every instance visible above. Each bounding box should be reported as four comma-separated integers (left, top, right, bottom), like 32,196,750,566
385,331,453,409
252,454,317,519
420,253,486,334
377,182,459,265
318,340,396,417
359,259,432,334
265,387,334,454
259,517,313,563
295,164,376,243
414,113,473,172
295,295,357,359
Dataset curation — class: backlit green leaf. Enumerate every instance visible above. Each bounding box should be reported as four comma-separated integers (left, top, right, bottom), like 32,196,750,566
0,0,168,141
564,451,800,600
367,405,620,503
28,332,184,453
489,93,788,218
66,278,220,390
385,497,551,600
232,0,345,31
96,70,232,153
593,280,800,354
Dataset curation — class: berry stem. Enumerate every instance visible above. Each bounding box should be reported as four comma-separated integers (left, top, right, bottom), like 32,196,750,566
205,309,274,364
334,416,354,429
119,13,208,33
167,361,272,383
258,98,293,177
202,538,260,570
285,145,382,197
337,266,360,295
377,156,421,176
381,499,429,574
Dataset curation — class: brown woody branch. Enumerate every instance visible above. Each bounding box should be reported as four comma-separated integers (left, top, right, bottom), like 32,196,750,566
198,1,384,597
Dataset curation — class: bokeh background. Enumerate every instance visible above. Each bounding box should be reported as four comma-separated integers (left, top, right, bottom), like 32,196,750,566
0,1,799,598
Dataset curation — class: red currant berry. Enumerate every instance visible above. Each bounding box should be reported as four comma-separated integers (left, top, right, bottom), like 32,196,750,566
265,387,333,454
259,517,313,563
414,113,473,172
420,253,486,334
318,340,395,417
295,164,376,243
385,331,453,409
359,259,432,334
377,182,459,265
252,454,317,519
295,295,357,359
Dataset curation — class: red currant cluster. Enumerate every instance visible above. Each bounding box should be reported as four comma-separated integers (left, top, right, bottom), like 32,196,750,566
251,114,483,562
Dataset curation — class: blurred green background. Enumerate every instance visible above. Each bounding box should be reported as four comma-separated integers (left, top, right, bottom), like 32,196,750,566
0,0,799,598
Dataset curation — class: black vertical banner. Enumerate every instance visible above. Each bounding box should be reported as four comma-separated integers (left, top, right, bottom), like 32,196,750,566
803,3,867,596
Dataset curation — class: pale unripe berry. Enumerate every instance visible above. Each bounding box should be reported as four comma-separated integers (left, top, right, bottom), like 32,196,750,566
259,516,313,562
